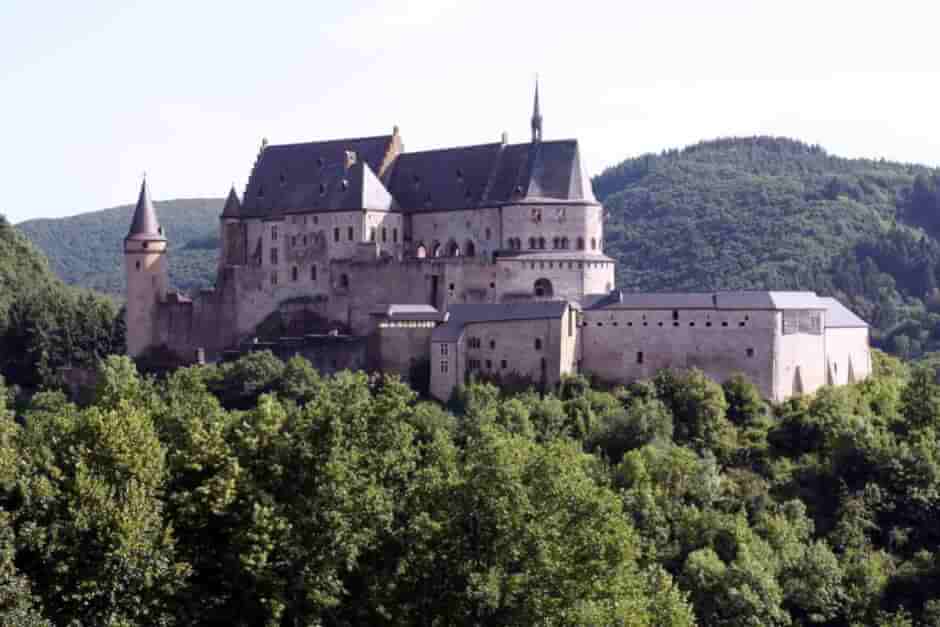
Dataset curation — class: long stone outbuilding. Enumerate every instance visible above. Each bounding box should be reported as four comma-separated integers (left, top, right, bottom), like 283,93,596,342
124,84,871,401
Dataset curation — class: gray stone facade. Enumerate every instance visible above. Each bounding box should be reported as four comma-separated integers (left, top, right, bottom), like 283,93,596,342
125,91,871,401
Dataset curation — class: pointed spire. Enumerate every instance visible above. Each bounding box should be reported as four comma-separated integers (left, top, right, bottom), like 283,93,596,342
531,76,542,143
126,177,165,241
221,185,242,218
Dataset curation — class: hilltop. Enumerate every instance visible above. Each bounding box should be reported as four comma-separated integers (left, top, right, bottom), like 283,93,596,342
17,137,940,358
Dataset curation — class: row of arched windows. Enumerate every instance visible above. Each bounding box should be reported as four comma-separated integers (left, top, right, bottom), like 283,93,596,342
414,239,477,259
507,236,598,251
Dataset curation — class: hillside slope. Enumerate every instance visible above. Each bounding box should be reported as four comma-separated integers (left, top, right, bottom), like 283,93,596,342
596,137,940,357
18,198,222,294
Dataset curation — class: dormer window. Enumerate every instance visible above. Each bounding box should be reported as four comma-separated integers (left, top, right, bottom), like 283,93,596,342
279,173,286,186
341,180,348,191
317,157,324,168
413,175,421,189
456,168,464,182
257,185,265,197
319,183,326,195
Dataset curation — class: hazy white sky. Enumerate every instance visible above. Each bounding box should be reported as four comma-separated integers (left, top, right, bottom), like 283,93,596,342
2,0,939,223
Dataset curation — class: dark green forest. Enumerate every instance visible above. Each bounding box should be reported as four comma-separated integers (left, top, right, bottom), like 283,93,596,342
17,198,222,295
4,347,940,626
18,137,940,362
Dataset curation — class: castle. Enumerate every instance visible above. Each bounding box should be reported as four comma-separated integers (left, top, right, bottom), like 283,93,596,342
124,86,871,402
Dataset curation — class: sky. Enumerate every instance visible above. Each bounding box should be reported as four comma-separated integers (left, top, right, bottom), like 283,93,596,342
2,0,940,223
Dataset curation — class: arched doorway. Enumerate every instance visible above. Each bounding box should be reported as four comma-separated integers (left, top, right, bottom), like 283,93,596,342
447,240,461,256
432,241,442,257
465,240,476,257
534,278,553,298
415,243,427,259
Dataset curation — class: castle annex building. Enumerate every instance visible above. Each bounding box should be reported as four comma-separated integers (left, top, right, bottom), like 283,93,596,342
124,87,871,401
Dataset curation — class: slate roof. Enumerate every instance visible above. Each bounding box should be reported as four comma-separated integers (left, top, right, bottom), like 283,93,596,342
584,290,827,311
220,186,242,218
126,179,165,241
820,298,869,328
388,139,596,211
432,301,571,342
241,135,395,216
495,251,614,262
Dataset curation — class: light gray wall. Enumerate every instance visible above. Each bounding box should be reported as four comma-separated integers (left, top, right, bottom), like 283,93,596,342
825,327,871,385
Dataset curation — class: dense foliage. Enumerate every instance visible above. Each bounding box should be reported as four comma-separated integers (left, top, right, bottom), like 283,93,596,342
17,198,222,294
0,215,124,391
4,350,940,625
595,136,940,361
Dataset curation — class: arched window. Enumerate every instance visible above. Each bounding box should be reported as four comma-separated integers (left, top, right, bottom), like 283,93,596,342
465,240,476,257
538,237,546,250
529,237,536,249
591,237,597,250
561,237,569,249
432,242,442,257
416,243,427,258
552,237,560,249
534,278,553,298
447,240,460,256
577,237,585,250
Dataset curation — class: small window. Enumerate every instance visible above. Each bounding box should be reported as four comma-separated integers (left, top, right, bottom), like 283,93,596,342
746,348,755,358
319,183,326,195
440,360,449,374
270,271,278,286
348,227,354,241
311,265,317,281
270,248,278,265
272,226,278,241
722,321,729,327
489,282,495,289
302,235,307,246
577,237,585,250
637,351,644,364
501,360,507,369
672,310,679,321
370,227,376,242
591,237,597,250
142,241,149,249
440,344,449,356
135,260,141,271
485,359,492,370
313,215,319,225
535,338,542,350
489,340,496,350
291,266,298,281
291,235,297,247
340,274,349,289
485,227,491,240
392,228,398,243
334,227,340,242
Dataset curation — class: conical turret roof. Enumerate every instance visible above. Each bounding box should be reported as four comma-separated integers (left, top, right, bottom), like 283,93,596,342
126,178,165,241
221,185,242,218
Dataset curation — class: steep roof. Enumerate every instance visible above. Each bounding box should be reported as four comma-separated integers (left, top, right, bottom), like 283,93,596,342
388,139,596,211
820,297,869,328
126,179,165,241
221,186,242,218
241,134,396,216
432,301,571,342
584,290,827,311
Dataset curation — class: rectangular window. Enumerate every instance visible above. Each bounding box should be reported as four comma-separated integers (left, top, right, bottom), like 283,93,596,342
381,227,387,243
440,344,449,356
348,226,354,241
311,265,317,281
746,348,755,358
636,351,644,364
271,225,278,241
313,215,319,225
485,360,492,370
783,310,822,335
440,360,449,374
270,247,278,265
370,227,376,241
270,271,278,286
500,360,508,369
393,228,398,243
334,227,340,242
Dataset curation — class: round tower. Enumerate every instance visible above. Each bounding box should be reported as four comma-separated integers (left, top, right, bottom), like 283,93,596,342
124,178,168,358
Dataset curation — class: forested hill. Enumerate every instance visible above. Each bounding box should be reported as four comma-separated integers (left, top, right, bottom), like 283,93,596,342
596,137,940,359
18,198,222,294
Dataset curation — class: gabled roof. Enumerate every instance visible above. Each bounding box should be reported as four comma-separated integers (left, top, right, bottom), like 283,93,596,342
221,186,242,218
126,179,165,241
272,160,394,214
584,290,827,311
820,297,869,328
432,301,572,342
241,134,396,216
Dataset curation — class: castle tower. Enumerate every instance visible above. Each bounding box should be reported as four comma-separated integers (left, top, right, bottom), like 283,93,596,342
124,178,168,358
219,185,246,268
